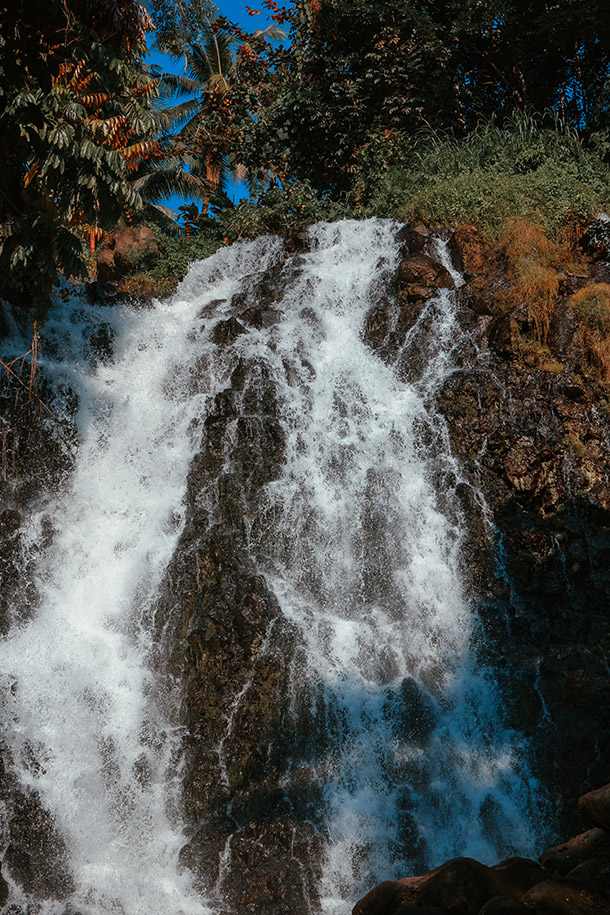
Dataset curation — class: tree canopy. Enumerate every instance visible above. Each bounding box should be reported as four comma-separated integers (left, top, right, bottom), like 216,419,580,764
1,0,609,311
0,0,158,309
224,0,610,194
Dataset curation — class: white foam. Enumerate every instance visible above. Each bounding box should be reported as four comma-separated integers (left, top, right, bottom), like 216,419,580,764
0,236,283,915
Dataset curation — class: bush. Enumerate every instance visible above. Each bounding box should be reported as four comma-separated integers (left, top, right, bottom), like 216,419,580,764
358,113,610,236
570,284,610,378
127,224,222,298
217,180,351,242
501,218,564,343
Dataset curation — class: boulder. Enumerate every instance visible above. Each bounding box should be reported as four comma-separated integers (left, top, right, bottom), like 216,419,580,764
539,829,610,875
95,246,118,285
398,255,455,291
412,858,522,914
448,225,494,279
521,877,610,913
398,284,439,305
491,857,547,895
396,221,431,255
578,783,610,831
478,898,529,914
353,879,409,915
565,859,610,894
393,908,448,915
96,226,160,284
353,858,523,915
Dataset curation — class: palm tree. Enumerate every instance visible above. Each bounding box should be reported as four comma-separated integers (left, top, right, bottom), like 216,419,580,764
139,4,285,212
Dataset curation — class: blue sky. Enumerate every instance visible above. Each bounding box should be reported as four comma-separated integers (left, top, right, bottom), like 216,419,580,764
146,1,271,215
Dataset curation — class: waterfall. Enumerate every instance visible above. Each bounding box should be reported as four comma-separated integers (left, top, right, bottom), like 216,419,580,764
234,221,542,909
0,220,543,915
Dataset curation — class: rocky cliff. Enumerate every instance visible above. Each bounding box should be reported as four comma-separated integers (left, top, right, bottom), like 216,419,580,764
1,218,610,914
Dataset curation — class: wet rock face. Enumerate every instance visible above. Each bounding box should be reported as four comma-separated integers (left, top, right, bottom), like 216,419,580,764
362,221,610,830
153,256,324,913
164,221,610,910
437,236,610,822
1,783,74,900
0,373,75,899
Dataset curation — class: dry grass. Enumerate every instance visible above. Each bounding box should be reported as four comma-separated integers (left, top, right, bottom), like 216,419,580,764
500,217,567,344
570,283,610,378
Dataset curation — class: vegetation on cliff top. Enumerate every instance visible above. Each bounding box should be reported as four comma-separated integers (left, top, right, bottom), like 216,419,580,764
1,0,610,310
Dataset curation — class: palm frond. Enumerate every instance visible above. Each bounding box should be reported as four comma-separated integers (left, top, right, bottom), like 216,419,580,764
157,72,204,98
158,98,202,131
144,202,184,234
252,25,287,43
133,165,209,201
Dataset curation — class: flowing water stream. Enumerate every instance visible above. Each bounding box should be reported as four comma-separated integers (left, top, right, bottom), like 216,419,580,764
0,220,543,915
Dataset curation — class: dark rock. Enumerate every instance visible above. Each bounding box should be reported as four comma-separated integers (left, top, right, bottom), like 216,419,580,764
283,226,310,253
92,280,119,300
0,866,8,907
581,216,610,261
396,677,437,743
398,284,438,304
413,858,521,914
578,782,610,831
521,877,610,913
150,256,328,912
477,898,529,914
489,314,519,356
239,304,281,329
354,859,523,915
3,789,74,900
95,247,117,285
491,857,547,895
211,316,247,346
353,879,411,915
565,859,610,894
396,221,431,255
393,908,449,915
540,829,610,875
398,255,455,291
364,305,393,351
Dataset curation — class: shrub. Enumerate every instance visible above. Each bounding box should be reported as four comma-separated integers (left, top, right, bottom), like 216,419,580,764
359,113,610,236
136,224,222,298
217,180,350,242
570,284,610,378
499,218,565,344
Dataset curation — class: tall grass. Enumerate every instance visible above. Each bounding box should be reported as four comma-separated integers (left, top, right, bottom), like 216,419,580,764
359,112,610,235
501,218,564,343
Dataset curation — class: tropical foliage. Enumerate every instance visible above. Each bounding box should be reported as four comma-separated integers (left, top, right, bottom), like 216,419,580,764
0,0,159,312
360,112,610,235
2,0,610,311
235,0,610,196
150,0,286,201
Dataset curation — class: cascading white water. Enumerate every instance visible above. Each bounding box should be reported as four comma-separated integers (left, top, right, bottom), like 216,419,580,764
0,219,544,915
0,237,283,915
180,220,543,912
